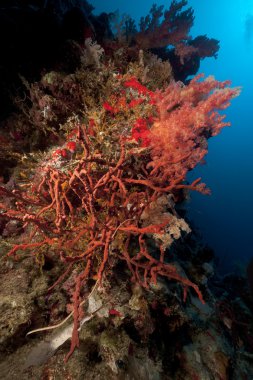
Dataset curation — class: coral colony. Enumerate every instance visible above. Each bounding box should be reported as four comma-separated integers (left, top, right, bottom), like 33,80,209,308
0,1,239,362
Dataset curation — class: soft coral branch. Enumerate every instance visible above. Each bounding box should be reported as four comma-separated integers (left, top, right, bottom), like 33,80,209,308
149,74,240,184
134,1,219,69
136,1,194,50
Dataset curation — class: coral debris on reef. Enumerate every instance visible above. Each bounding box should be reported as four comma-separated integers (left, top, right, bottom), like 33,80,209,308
0,1,252,380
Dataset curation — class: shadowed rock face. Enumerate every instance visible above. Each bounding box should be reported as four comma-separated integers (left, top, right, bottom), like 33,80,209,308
247,258,253,297
0,1,111,119
0,4,58,117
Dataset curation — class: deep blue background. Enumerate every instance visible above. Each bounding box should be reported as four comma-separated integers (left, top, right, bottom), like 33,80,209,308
91,0,253,273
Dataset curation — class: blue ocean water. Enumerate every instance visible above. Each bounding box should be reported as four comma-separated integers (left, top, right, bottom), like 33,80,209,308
91,0,253,273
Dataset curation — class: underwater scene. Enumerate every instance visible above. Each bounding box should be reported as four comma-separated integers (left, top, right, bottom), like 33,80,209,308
0,1,252,379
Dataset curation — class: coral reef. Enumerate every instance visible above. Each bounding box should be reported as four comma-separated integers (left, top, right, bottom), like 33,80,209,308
0,67,239,360
0,1,251,379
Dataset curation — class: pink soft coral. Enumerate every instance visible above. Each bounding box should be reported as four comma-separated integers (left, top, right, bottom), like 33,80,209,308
148,74,240,190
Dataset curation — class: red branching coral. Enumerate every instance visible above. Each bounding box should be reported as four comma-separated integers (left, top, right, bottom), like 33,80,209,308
148,74,240,186
0,73,239,360
134,1,219,64
190,35,220,59
136,1,194,50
